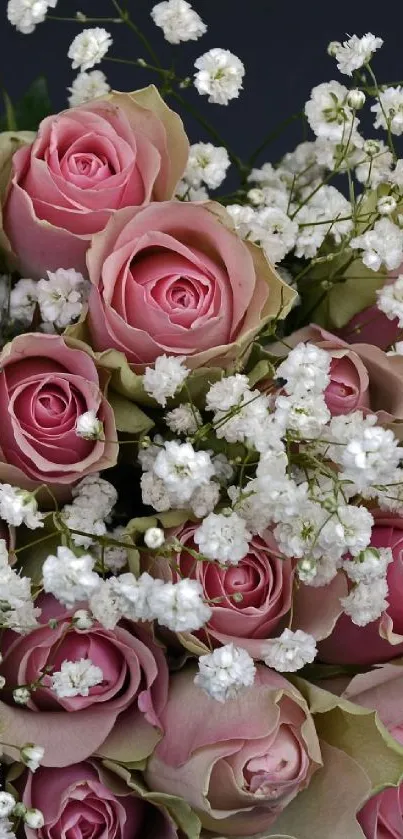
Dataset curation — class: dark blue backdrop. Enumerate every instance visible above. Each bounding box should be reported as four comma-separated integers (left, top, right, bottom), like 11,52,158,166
0,0,402,164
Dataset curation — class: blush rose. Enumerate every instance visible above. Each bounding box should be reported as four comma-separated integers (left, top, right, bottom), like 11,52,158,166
22,761,179,839
0,333,117,497
3,87,189,278
145,664,321,836
0,595,168,766
85,200,292,371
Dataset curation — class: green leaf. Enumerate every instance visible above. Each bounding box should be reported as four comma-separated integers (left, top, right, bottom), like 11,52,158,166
0,77,52,132
108,390,154,435
15,513,60,585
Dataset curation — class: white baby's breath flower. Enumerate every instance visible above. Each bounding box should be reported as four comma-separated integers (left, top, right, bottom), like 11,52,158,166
194,644,256,702
7,0,57,34
377,276,403,326
350,218,403,272
0,794,16,819
13,687,31,705
24,810,44,830
75,410,104,440
68,70,110,106
248,206,298,264
305,80,359,143
0,485,44,530
20,744,45,773
262,628,317,672
341,578,388,626
68,27,113,71
9,278,37,324
333,33,383,76
153,441,215,505
194,510,251,565
51,658,103,698
143,355,189,406
355,140,393,187
37,268,89,328
194,48,245,105
185,143,230,189
148,577,212,631
144,527,165,549
372,87,403,136
151,0,206,44
42,546,101,607
165,403,202,435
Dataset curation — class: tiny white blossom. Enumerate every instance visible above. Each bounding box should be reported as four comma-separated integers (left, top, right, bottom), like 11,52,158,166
248,206,298,264
71,474,117,519
350,218,403,272
194,644,256,702
148,577,212,631
206,374,250,413
51,658,103,697
194,48,245,105
377,195,397,216
372,87,403,136
68,27,113,72
276,343,331,397
0,485,44,530
341,578,388,625
68,70,110,107
275,393,330,438
377,276,403,326
13,687,31,705
151,0,206,44
7,0,57,34
346,89,366,109
190,481,220,518
333,33,383,76
343,546,393,584
20,743,45,773
141,472,171,512
175,180,209,201
225,204,256,238
42,546,100,607
24,810,44,830
184,143,230,189
262,629,317,672
0,818,16,839
305,80,359,143
153,441,215,505
37,268,89,328
0,795,16,820
144,527,165,549
143,355,189,406
339,425,402,492
356,140,393,187
9,278,37,324
194,511,251,565
73,609,94,630
75,410,104,440
62,503,107,549
165,403,202,435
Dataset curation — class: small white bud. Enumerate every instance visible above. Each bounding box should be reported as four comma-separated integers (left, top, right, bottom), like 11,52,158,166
75,410,104,440
247,188,264,206
377,195,397,216
20,743,45,773
327,40,341,57
144,527,165,549
0,792,16,818
24,808,45,829
346,89,366,109
364,139,381,156
13,687,31,705
73,609,94,630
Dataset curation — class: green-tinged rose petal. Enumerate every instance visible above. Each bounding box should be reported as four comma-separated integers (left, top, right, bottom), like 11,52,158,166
96,707,162,763
293,677,403,793
101,760,202,839
0,130,35,267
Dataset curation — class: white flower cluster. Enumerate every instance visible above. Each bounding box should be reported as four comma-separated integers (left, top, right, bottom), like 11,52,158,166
68,27,113,72
377,275,403,326
194,49,245,105
194,644,256,702
0,540,40,633
51,658,103,698
7,0,57,34
143,355,190,407
183,143,230,191
62,474,117,548
151,0,206,44
0,485,44,530
331,33,383,76
140,438,219,516
68,70,110,107
8,269,89,331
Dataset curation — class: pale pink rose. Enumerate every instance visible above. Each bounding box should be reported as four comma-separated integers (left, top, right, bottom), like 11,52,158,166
3,88,189,278
0,595,168,766
336,304,400,351
22,761,179,839
319,515,403,665
277,325,403,434
0,333,118,497
145,665,321,836
334,664,403,838
145,523,294,658
86,200,288,371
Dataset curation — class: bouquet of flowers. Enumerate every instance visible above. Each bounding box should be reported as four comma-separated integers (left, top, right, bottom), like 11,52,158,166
2,4,403,837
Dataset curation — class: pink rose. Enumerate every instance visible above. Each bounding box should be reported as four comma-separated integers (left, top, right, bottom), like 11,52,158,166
277,325,403,431
85,200,292,370
0,595,168,766
145,523,294,658
336,304,400,351
21,761,179,839
146,664,321,836
3,88,189,278
319,515,403,665
0,333,117,496
333,663,403,838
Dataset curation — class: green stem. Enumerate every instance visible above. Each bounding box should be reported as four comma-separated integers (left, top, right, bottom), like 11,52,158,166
47,15,122,23
110,0,162,68
249,112,305,166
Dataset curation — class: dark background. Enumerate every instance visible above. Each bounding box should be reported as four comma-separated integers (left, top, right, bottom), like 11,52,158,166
0,0,402,167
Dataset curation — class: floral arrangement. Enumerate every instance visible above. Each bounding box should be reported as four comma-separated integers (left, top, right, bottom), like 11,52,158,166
2,4,403,838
